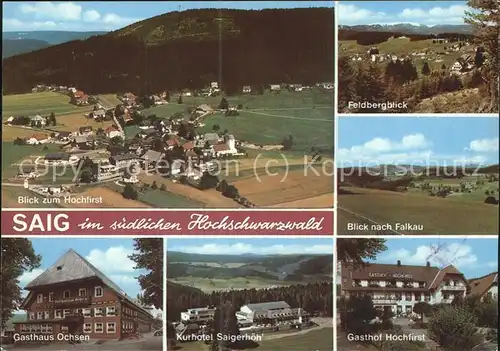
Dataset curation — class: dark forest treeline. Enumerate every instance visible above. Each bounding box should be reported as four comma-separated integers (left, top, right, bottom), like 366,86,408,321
3,8,334,95
167,281,333,321
339,30,474,46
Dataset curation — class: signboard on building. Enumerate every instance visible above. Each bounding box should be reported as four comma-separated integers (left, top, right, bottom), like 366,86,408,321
369,272,413,279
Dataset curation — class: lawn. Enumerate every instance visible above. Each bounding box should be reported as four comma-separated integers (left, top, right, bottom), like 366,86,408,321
200,108,333,152
2,92,93,119
96,94,122,107
173,328,334,351
338,186,499,235
1,142,62,179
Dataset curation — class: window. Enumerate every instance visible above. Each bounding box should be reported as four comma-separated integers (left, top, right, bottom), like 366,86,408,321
84,323,92,333
95,323,104,333
41,324,47,333
29,312,36,320
49,292,54,302
36,312,43,319
55,310,63,319
78,288,87,297
83,308,92,318
95,286,103,297
63,290,70,299
37,294,43,303
63,309,71,317
34,324,41,332
94,307,104,317
47,324,53,333
106,322,116,333
106,306,116,316
44,311,50,320
61,325,68,333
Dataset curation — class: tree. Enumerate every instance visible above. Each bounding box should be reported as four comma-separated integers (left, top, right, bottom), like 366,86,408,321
151,181,158,190
219,97,229,110
49,112,57,126
128,239,163,309
1,238,41,329
422,62,431,76
110,135,124,145
212,124,220,132
337,239,387,267
282,134,294,150
177,94,183,104
211,302,242,350
340,295,378,335
465,0,499,112
199,172,219,189
441,63,447,70
413,301,432,322
122,184,138,200
428,305,482,351
474,48,484,67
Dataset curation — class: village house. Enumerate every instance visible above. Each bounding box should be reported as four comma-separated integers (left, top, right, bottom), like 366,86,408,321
26,133,50,145
105,125,123,139
213,134,238,157
73,135,93,150
79,126,93,136
31,114,47,128
194,104,214,116
92,109,106,120
242,86,252,94
340,260,469,315
56,131,72,142
109,153,140,169
13,249,155,340
468,272,498,301
165,138,180,150
122,93,137,106
140,150,164,169
269,84,281,91
72,91,89,106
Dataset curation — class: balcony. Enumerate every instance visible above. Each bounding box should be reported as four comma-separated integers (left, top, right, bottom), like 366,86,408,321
441,285,466,291
53,296,91,306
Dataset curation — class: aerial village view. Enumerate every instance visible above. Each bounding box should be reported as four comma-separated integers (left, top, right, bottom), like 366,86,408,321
166,238,334,351
1,2,335,209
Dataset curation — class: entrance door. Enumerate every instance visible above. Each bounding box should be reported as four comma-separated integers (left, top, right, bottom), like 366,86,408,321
396,305,403,315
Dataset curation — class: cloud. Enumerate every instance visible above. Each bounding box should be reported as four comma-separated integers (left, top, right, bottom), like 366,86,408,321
465,137,499,153
19,268,45,287
339,3,468,25
5,2,142,31
83,10,101,22
379,242,478,269
169,242,333,255
3,18,58,30
338,4,388,25
19,2,82,21
85,246,136,274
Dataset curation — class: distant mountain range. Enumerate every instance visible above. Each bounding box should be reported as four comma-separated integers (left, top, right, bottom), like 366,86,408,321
2,31,107,58
340,23,473,35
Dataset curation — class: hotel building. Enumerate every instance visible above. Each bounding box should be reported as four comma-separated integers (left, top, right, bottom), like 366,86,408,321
14,249,155,340
340,260,469,314
468,272,498,301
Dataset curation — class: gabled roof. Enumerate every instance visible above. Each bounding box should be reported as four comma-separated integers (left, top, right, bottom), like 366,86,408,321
141,150,164,163
213,143,229,152
24,249,152,317
468,272,498,297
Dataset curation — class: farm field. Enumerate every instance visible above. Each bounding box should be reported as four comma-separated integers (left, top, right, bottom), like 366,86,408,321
174,327,334,351
1,143,62,180
338,186,499,235
232,165,333,207
50,112,114,133
168,276,295,293
200,107,334,152
2,92,93,119
96,94,122,107
270,193,333,208
138,174,241,208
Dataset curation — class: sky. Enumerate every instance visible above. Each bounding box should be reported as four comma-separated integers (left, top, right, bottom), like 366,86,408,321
338,1,470,26
368,238,498,279
337,117,499,167
2,1,334,32
19,238,149,301
168,238,334,255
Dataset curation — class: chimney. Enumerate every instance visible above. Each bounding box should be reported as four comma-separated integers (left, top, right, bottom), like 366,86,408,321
426,261,430,267
397,260,401,266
